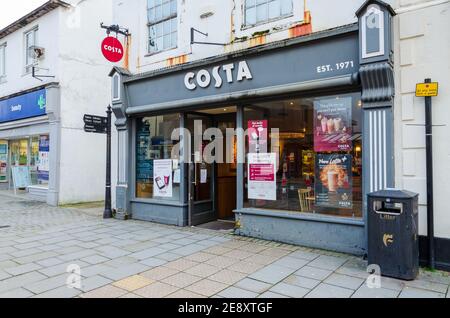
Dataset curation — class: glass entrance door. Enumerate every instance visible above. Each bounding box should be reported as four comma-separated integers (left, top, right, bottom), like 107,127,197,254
185,107,238,226
9,139,29,190
30,136,39,185
10,139,28,167
186,113,216,226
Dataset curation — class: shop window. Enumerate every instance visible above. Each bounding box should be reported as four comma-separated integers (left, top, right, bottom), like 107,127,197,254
0,141,8,183
147,0,177,53
243,93,363,218
0,43,6,81
7,135,49,186
135,114,180,200
24,27,38,73
245,0,293,26
35,135,49,185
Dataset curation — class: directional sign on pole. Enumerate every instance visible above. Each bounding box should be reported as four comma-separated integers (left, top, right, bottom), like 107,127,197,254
84,114,108,134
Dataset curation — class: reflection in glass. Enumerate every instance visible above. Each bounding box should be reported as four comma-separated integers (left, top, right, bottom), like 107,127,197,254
243,93,363,218
135,114,180,200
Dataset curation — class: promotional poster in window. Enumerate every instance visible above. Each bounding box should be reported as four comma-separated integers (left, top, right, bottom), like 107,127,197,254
37,135,50,182
315,154,353,209
248,120,268,153
313,97,352,152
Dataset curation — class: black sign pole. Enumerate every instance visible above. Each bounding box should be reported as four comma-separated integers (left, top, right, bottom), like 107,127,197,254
424,78,435,269
103,105,113,219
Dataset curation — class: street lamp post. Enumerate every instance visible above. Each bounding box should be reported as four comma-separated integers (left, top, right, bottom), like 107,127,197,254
103,105,113,219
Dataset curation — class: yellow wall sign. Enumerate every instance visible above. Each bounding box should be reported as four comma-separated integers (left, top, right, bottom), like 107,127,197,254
416,82,439,97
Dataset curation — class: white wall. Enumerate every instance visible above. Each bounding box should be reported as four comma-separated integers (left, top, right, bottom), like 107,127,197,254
394,0,450,238
0,0,116,205
112,0,397,75
0,9,60,97
57,0,115,204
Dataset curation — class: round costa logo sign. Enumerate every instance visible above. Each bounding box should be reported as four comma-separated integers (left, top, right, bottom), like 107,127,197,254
101,36,124,63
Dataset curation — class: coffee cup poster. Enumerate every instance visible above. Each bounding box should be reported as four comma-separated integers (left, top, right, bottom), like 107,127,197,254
313,97,352,152
153,159,173,198
315,154,352,209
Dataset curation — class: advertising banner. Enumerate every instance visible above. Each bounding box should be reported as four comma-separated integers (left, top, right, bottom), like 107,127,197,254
315,154,352,209
314,97,352,152
248,153,276,201
38,135,50,182
153,159,173,198
136,121,153,183
248,120,268,153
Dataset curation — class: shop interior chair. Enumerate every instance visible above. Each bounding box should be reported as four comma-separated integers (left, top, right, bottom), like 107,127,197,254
298,188,313,212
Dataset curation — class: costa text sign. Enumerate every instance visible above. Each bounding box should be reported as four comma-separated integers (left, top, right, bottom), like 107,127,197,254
184,61,253,90
125,33,359,110
101,36,124,63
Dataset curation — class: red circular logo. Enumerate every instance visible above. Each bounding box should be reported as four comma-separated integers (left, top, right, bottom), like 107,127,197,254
101,36,124,63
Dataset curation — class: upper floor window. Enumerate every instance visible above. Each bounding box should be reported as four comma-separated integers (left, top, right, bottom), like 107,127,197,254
24,27,38,73
245,0,293,26
147,0,177,53
0,44,6,80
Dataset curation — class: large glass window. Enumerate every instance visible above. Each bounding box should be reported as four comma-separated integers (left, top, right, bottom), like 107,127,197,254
0,43,6,80
245,0,293,26
24,28,38,73
135,114,180,200
147,0,177,53
8,135,49,186
243,93,363,218
0,140,8,183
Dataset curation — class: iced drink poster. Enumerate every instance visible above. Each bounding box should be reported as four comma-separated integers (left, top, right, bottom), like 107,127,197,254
153,159,173,198
248,120,268,153
314,97,352,152
315,154,352,209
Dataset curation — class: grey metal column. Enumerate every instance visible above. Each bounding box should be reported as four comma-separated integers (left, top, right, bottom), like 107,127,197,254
179,112,189,226
109,67,132,220
236,105,244,210
356,0,396,253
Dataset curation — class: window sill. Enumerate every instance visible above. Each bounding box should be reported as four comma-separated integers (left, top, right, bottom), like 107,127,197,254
144,46,178,58
131,197,186,207
234,207,365,226
241,13,295,32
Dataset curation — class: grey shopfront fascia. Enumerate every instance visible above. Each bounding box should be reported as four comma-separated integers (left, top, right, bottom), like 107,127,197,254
110,1,396,255
0,83,61,206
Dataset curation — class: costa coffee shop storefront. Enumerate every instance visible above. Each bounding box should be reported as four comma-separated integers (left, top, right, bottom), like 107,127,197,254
111,3,396,255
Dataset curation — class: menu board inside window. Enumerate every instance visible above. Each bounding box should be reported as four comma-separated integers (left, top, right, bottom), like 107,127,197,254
136,120,153,198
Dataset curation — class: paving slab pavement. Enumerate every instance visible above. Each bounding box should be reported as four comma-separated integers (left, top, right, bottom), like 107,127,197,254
1,192,449,298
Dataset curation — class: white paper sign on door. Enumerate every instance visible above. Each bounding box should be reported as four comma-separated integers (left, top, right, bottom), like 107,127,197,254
153,159,173,197
200,169,207,184
248,153,276,201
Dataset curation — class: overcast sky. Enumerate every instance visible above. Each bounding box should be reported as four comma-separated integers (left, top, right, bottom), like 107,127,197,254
0,0,48,29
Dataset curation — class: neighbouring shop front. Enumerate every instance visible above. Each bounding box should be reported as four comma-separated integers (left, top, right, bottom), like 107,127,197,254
111,2,396,255
0,85,59,204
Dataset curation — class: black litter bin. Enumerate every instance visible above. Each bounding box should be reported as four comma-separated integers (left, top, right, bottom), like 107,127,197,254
368,189,419,280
